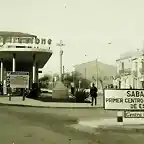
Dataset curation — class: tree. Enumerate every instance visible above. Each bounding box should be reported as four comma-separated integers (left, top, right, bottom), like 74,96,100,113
63,71,90,88
62,72,72,86
39,75,51,82
39,74,52,88
92,76,104,90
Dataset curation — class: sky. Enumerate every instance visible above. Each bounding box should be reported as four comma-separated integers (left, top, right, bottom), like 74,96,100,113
0,0,144,75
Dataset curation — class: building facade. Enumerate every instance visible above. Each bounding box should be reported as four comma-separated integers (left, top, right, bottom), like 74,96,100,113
115,49,144,89
74,60,116,88
0,31,52,93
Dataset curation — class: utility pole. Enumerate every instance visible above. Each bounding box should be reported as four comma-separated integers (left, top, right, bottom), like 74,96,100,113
96,59,98,88
84,54,87,80
84,68,86,80
63,66,65,74
62,66,65,83
72,65,75,88
56,40,65,82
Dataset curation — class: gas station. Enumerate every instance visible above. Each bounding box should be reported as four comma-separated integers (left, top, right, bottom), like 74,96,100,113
0,31,52,95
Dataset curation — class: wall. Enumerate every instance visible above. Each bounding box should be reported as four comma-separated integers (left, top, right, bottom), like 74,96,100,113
116,58,132,75
115,55,144,89
75,60,116,86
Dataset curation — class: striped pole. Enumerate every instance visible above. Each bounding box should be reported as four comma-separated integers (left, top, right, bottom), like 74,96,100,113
117,111,123,122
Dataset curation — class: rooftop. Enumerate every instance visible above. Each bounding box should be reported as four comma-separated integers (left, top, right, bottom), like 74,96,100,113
0,31,37,38
116,49,144,61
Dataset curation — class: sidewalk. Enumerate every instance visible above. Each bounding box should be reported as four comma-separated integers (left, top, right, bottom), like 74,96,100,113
77,118,144,133
0,96,103,108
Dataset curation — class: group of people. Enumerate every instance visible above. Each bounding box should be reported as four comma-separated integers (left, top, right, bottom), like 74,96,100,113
70,83,98,106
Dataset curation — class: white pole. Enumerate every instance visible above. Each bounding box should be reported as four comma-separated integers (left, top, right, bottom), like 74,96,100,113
32,54,36,83
1,59,3,82
12,54,16,72
117,111,123,123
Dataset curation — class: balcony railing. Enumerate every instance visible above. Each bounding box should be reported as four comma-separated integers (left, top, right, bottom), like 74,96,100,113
119,68,131,75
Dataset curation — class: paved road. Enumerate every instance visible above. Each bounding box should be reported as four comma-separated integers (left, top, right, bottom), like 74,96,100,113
0,106,144,144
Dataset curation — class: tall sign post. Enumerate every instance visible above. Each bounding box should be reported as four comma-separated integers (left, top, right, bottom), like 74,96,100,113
56,40,65,81
9,71,29,101
104,89,144,123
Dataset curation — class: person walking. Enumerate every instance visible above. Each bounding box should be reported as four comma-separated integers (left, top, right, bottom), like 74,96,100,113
90,83,98,106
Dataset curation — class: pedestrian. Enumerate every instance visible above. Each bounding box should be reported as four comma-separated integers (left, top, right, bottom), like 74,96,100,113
71,86,75,96
90,83,98,106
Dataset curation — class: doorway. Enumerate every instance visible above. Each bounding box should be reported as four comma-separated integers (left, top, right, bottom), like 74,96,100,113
141,81,144,89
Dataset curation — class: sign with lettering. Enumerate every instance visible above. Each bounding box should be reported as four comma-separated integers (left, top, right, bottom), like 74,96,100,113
124,111,144,118
0,36,52,45
104,89,144,110
10,72,29,88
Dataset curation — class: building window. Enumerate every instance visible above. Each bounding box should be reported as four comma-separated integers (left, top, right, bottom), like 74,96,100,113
135,62,138,76
121,62,124,70
119,62,124,74
13,37,19,43
135,62,138,70
0,37,3,43
140,62,144,75
5,37,12,43
142,62,144,71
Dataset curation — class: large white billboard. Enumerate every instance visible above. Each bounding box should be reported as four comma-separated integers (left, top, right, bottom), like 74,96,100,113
10,72,29,89
104,89,144,110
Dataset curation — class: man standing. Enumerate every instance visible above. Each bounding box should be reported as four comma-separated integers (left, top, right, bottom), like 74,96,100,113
71,82,75,96
71,86,75,96
90,83,98,106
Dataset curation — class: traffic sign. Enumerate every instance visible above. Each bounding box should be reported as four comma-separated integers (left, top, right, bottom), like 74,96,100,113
104,89,144,110
124,111,144,118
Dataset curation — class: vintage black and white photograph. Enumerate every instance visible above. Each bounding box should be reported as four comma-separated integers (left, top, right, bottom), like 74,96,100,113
0,0,144,143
